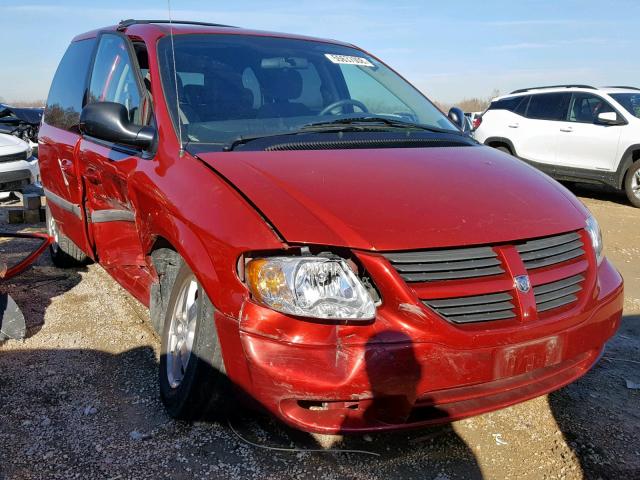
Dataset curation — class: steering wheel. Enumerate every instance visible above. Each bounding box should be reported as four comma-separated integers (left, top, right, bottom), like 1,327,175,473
319,99,369,116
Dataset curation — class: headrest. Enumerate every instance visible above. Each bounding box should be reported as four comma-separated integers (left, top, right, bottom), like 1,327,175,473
262,69,303,101
183,84,204,96
176,73,184,93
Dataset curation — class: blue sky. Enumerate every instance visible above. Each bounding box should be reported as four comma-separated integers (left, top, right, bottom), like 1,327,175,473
1,0,638,103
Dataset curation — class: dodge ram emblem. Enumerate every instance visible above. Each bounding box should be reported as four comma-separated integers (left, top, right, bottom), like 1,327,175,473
515,275,531,293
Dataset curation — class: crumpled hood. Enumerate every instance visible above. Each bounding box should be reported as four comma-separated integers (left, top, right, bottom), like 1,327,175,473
197,146,587,251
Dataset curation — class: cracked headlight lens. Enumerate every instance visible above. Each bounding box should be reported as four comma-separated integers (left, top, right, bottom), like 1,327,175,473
246,256,376,320
585,215,604,265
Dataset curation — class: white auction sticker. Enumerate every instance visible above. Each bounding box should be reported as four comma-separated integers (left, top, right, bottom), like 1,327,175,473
324,54,374,67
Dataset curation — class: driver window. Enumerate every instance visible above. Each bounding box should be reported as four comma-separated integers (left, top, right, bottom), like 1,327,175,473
88,34,144,126
568,93,615,123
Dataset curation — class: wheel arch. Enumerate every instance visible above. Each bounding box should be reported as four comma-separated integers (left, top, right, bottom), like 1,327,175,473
483,136,517,156
144,221,223,335
616,144,640,189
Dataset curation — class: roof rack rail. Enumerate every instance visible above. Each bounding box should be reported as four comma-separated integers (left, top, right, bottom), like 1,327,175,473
117,19,238,31
510,84,596,94
601,85,640,91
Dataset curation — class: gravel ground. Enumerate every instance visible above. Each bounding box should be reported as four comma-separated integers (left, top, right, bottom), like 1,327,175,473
0,185,639,480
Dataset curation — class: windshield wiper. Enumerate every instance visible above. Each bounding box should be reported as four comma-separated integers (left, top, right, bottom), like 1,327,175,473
223,131,308,151
302,116,458,135
223,124,372,151
222,117,458,151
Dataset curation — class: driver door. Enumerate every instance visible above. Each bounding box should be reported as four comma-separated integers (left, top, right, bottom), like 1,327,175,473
78,33,151,298
554,92,623,171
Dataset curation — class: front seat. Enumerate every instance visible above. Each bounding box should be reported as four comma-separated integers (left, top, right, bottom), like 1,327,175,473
175,75,200,124
257,69,311,118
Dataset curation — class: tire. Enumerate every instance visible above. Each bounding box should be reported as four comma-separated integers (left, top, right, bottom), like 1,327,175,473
495,145,513,155
159,257,229,420
45,204,89,267
624,161,640,208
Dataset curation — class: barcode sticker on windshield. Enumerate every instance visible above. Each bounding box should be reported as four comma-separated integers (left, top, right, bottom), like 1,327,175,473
324,54,374,67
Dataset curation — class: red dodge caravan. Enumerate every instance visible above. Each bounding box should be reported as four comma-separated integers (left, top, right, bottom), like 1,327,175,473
39,20,623,433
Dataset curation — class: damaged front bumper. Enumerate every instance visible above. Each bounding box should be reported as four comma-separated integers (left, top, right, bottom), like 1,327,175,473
221,258,623,434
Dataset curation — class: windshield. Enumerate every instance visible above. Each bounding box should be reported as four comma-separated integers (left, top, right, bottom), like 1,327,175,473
610,93,640,119
157,34,457,146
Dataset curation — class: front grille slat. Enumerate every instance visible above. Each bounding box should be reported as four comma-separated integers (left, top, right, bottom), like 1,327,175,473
383,246,504,283
523,249,584,269
438,301,514,316
446,311,516,323
519,239,583,261
424,291,516,324
533,274,584,313
402,266,505,282
393,257,501,273
536,294,578,312
516,232,581,253
517,231,585,270
534,275,584,295
384,246,497,264
535,285,582,304
427,292,512,308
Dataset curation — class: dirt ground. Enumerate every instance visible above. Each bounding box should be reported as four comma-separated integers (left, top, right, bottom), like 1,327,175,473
0,185,638,480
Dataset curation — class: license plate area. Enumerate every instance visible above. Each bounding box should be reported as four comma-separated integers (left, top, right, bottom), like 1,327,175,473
494,336,564,379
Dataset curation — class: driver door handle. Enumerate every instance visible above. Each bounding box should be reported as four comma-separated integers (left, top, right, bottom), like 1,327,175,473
508,123,519,128
560,127,573,132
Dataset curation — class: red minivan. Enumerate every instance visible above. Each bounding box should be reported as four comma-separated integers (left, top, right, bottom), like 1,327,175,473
39,20,623,433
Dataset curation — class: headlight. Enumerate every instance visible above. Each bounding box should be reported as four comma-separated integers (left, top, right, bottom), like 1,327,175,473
246,256,376,320
26,145,33,159
585,215,603,265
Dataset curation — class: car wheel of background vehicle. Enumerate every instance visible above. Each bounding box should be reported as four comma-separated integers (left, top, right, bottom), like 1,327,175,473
495,145,513,155
624,161,640,208
45,204,89,267
159,257,229,420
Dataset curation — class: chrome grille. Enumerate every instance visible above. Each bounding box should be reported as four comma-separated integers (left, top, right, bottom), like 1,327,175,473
423,292,516,324
517,232,584,270
383,246,504,283
534,274,584,312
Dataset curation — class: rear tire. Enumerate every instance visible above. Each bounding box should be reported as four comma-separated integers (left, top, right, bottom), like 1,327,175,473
624,161,640,208
159,256,229,420
495,145,513,155
45,204,89,267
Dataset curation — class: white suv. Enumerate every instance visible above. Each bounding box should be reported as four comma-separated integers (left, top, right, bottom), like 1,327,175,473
475,85,640,207
0,132,40,195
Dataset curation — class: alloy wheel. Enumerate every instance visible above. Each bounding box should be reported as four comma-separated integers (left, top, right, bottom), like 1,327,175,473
632,170,640,200
166,275,199,388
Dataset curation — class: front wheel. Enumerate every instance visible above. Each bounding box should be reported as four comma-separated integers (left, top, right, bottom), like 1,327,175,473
624,161,640,208
159,258,229,420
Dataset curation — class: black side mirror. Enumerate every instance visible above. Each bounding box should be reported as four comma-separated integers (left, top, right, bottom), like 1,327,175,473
79,102,155,150
448,107,468,132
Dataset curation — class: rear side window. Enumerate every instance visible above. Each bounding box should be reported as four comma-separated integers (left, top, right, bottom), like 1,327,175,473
489,96,527,114
44,38,96,131
526,93,571,121
88,34,145,126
